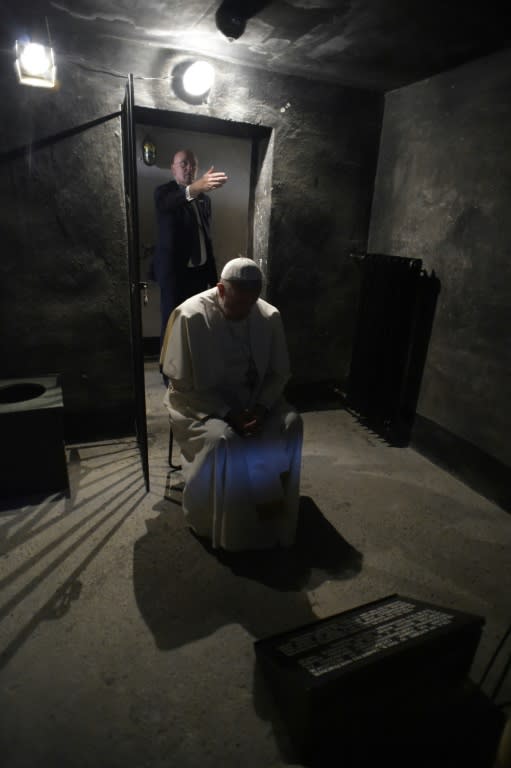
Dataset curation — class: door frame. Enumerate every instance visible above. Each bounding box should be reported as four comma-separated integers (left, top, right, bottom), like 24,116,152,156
123,101,274,490
121,75,150,491
134,106,273,288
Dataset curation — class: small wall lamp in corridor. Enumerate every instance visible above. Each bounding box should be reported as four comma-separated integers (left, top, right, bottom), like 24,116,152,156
15,41,56,88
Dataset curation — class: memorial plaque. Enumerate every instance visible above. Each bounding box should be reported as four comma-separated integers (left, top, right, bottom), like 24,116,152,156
254,594,484,764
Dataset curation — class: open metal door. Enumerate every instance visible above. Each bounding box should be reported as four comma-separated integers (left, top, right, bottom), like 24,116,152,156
121,74,150,491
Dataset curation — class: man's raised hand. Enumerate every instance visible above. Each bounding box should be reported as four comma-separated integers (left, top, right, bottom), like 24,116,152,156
193,165,229,195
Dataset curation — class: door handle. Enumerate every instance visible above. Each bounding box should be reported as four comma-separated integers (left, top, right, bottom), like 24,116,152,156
139,282,148,305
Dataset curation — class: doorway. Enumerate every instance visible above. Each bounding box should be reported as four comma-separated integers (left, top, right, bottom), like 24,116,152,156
133,107,273,359
127,106,273,487
136,124,251,355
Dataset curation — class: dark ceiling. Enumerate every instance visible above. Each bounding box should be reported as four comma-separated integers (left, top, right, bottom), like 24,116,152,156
3,0,510,92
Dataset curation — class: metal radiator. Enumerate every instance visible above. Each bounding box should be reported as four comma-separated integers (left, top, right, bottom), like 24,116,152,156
347,252,432,445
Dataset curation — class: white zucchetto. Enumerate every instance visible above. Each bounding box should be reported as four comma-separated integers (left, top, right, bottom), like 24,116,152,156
220,257,263,282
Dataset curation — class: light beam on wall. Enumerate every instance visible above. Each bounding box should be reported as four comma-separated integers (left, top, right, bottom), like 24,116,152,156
15,41,56,88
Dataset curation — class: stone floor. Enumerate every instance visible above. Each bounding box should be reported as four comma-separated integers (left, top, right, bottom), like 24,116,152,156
0,361,510,767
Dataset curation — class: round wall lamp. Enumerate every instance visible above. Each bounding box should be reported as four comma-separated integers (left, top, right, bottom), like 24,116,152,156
183,61,214,97
171,59,215,104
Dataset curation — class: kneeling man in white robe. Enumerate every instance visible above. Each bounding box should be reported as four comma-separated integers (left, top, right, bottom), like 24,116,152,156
161,257,303,552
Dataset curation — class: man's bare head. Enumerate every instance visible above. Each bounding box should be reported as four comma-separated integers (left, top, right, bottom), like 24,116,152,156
171,149,198,186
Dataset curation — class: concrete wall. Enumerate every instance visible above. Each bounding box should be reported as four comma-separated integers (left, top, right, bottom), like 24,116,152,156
0,35,382,439
0,66,133,441
369,48,511,467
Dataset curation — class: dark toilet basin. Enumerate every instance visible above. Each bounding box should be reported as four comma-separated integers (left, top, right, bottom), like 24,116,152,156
0,382,46,404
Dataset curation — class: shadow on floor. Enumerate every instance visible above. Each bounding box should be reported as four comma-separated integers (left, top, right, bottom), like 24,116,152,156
209,495,363,591
133,496,362,651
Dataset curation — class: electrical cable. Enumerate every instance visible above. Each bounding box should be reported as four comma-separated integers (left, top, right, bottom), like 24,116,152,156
60,54,169,81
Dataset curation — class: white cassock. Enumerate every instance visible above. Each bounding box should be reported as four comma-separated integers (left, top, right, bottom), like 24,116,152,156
161,287,303,551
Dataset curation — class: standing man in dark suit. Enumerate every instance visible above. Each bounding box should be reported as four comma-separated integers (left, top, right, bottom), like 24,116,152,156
153,148,229,363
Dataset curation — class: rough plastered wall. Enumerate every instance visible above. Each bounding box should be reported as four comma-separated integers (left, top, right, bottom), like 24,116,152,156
0,61,133,441
369,48,511,467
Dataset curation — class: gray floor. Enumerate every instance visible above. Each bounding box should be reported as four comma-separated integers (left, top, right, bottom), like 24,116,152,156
1,361,510,768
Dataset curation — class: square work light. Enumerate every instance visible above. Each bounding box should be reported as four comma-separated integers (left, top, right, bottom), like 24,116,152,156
15,41,56,88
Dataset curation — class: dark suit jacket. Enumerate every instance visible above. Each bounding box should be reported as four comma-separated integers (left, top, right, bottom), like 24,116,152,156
153,180,218,333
